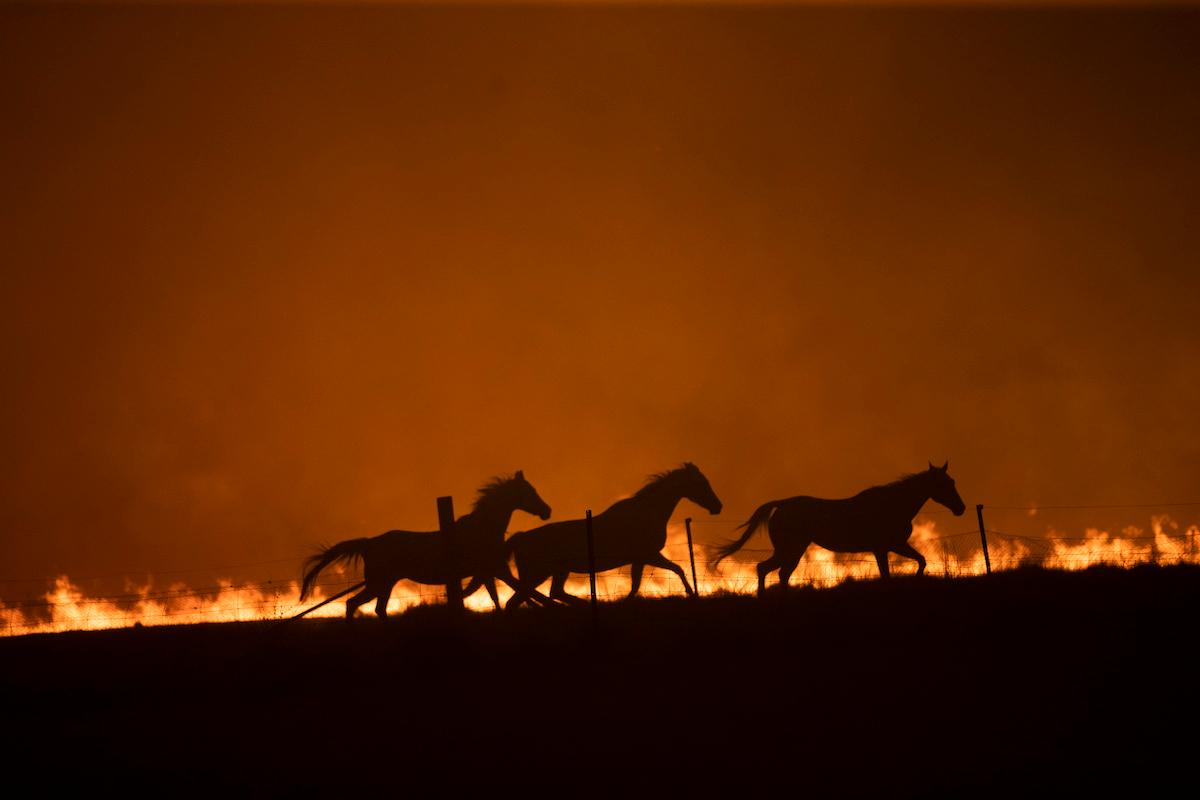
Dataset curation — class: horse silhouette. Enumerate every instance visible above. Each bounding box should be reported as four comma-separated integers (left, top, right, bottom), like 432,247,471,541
299,471,552,617
503,463,722,608
714,462,966,595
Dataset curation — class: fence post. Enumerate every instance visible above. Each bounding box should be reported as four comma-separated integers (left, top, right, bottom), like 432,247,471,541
586,509,598,626
438,495,464,611
975,504,992,575
684,517,700,598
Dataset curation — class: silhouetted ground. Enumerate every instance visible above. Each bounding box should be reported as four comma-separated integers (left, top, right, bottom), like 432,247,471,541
3,566,1197,797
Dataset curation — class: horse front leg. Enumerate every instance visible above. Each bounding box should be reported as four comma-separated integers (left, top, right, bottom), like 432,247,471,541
504,582,531,611
891,542,927,576
461,577,484,599
495,568,553,608
645,552,695,597
873,551,891,579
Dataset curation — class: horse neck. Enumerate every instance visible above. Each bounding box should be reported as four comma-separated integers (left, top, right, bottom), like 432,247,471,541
631,482,686,525
459,497,516,540
888,476,933,519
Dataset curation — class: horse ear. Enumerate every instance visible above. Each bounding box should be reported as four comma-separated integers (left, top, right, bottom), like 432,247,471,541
928,461,935,471
941,461,949,471
515,470,524,479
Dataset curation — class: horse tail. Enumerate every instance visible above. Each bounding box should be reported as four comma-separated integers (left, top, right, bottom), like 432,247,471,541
299,538,370,601
712,501,781,567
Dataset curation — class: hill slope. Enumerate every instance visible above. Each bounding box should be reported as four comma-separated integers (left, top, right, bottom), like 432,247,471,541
3,566,1197,796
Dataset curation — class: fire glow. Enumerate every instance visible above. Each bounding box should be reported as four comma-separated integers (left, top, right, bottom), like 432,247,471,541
3,516,1198,637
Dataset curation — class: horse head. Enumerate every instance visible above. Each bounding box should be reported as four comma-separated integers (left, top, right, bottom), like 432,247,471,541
509,469,552,520
927,461,966,516
680,462,723,515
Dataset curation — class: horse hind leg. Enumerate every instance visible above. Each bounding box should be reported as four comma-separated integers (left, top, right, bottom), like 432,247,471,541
776,555,801,592
627,563,645,599
506,551,549,610
549,571,586,605
483,578,501,610
373,581,397,617
756,555,781,597
873,551,892,579
767,516,810,595
496,566,544,610
345,586,374,619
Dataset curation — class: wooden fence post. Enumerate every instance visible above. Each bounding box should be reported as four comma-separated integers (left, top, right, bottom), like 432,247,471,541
586,509,598,626
438,495,464,611
684,517,700,598
975,504,992,575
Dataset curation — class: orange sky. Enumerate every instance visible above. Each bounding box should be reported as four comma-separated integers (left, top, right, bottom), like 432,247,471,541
1,4,1199,595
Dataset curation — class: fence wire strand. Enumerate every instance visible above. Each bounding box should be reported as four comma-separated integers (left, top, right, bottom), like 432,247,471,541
3,502,1199,636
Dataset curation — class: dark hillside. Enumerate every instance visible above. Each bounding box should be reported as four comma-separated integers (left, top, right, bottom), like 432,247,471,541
3,566,1197,796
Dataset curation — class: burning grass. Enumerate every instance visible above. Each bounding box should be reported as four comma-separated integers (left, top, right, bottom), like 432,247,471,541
3,516,1198,637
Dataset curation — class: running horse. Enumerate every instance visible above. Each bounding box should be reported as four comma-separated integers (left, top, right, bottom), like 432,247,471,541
504,463,723,608
299,471,552,616
713,462,966,595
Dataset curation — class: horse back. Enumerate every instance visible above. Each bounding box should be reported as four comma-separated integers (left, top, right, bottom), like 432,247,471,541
591,505,669,561
363,529,446,581
510,519,591,571
371,528,437,548
772,496,913,552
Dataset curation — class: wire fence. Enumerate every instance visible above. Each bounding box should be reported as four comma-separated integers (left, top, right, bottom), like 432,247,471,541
2,504,1198,637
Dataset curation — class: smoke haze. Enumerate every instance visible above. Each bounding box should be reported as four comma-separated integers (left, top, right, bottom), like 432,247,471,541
2,5,1198,594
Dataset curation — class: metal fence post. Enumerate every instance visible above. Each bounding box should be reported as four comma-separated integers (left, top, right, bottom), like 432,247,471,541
976,504,992,575
684,517,700,598
586,509,598,626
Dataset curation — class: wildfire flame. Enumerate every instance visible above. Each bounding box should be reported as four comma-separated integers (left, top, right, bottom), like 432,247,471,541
3,516,1198,637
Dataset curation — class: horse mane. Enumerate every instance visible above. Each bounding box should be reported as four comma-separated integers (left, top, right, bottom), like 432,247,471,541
859,469,934,498
634,464,693,497
472,474,518,510
880,471,929,489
